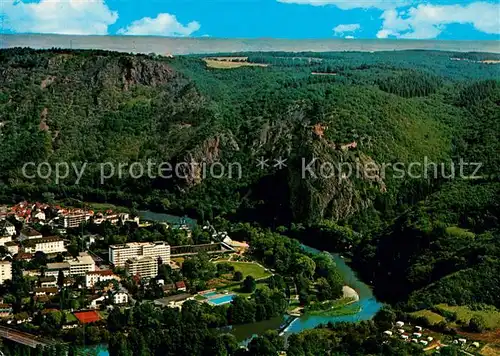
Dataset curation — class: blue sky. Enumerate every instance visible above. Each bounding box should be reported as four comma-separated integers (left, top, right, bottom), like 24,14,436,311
2,0,500,40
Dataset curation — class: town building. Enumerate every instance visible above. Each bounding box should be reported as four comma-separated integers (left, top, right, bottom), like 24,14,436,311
45,262,71,278
0,235,12,247
125,256,158,278
39,276,57,288
68,252,95,276
85,270,120,288
109,241,170,267
0,261,12,285
0,304,12,318
175,281,187,292
23,236,66,254
112,292,128,305
5,241,18,255
19,227,43,241
59,212,92,228
0,220,16,236
34,287,58,296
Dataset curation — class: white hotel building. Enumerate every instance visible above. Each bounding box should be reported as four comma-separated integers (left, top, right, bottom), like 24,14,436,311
23,236,66,254
109,241,170,267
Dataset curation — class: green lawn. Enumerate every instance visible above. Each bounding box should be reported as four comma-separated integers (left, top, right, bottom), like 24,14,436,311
306,298,360,317
435,304,500,329
64,311,77,323
410,309,446,325
216,261,272,280
445,226,475,239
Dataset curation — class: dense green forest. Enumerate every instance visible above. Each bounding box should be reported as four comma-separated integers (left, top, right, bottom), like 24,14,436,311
0,48,499,354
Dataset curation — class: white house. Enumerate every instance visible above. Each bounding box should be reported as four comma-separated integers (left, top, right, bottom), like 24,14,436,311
32,211,46,221
89,295,106,309
383,330,392,336
427,336,433,342
472,342,480,348
113,292,128,305
398,329,405,334
413,333,422,338
0,235,12,247
401,335,409,340
395,321,405,327
0,221,16,236
420,340,428,346
415,326,423,332
5,242,18,255
458,338,467,344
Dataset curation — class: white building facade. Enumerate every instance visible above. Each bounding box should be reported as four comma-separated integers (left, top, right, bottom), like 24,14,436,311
0,261,12,285
23,236,66,254
109,241,170,267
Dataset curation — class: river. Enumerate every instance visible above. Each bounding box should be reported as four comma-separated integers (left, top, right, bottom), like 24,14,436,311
82,213,382,354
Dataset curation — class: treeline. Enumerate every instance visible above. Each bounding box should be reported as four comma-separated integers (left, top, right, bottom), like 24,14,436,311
377,71,442,97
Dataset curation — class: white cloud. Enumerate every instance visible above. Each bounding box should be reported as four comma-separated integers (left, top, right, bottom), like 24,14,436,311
333,23,361,35
277,0,412,10
345,35,355,39
3,0,118,35
118,13,200,37
377,2,500,39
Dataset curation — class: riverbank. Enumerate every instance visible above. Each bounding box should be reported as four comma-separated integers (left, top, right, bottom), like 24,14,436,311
342,286,360,303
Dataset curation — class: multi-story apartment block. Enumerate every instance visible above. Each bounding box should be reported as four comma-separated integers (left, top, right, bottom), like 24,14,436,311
45,252,95,278
125,256,158,279
68,252,96,276
0,261,12,285
109,241,170,267
60,213,91,228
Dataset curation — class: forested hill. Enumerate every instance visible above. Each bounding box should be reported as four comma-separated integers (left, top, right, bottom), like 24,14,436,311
1,48,498,227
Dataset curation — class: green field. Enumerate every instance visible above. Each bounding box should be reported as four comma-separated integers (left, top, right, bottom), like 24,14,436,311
445,226,475,239
306,298,360,317
435,304,500,329
216,261,272,280
410,309,446,325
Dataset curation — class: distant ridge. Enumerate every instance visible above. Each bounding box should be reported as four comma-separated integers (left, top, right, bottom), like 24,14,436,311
2,34,500,54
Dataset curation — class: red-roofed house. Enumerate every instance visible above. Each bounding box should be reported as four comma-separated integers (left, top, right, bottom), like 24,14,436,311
175,281,187,292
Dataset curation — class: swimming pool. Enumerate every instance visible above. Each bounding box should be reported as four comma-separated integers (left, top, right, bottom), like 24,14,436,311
209,294,235,305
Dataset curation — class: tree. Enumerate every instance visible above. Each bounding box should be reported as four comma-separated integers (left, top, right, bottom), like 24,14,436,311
294,255,316,279
469,315,486,332
242,276,256,293
373,307,396,330
57,270,65,289
233,271,243,281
